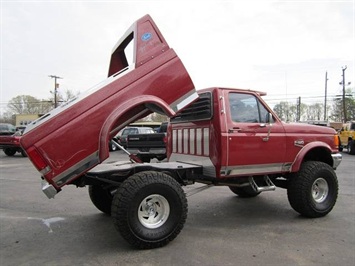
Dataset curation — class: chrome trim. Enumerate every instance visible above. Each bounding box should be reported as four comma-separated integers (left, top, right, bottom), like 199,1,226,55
203,128,209,156
220,163,291,177
127,148,166,155
249,176,276,192
171,90,199,112
331,153,342,169
41,180,57,199
196,128,202,155
53,151,99,186
39,166,51,175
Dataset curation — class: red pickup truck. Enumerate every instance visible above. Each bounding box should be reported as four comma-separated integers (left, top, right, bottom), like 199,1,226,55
0,123,26,157
0,133,26,157
21,15,342,249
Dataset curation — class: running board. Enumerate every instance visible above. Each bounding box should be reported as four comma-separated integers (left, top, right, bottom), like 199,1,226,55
249,176,276,192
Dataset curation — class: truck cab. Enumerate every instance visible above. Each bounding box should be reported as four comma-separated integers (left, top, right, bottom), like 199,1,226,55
169,87,341,179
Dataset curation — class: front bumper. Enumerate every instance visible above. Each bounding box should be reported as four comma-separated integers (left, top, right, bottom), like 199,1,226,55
331,153,342,169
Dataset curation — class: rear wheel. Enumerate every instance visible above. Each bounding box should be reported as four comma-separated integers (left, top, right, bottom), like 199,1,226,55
111,171,187,249
88,185,115,215
229,185,260,198
287,161,338,218
3,148,16,156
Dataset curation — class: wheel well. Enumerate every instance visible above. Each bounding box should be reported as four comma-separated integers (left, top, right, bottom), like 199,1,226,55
303,147,333,167
98,97,175,161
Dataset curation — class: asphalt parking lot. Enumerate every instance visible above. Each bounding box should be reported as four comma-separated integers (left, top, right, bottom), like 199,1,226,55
0,151,354,266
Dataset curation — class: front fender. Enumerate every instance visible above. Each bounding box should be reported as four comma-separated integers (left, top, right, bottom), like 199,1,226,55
291,141,333,172
99,95,176,160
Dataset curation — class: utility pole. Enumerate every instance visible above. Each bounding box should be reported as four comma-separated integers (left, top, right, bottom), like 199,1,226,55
341,66,347,123
297,96,301,122
49,75,63,108
324,71,328,121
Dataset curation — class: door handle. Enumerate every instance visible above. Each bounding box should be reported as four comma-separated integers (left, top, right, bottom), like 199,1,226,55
228,127,242,133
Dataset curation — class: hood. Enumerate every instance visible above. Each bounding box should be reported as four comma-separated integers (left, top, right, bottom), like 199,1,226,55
283,122,336,135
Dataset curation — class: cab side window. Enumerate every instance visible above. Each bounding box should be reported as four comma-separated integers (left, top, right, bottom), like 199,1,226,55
229,93,270,123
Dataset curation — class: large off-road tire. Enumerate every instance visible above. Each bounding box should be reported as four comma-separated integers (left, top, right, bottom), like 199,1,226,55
287,161,338,218
111,171,187,249
3,148,16,156
229,186,260,198
88,185,114,215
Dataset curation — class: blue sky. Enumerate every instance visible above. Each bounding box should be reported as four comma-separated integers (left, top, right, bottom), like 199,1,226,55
1,0,354,114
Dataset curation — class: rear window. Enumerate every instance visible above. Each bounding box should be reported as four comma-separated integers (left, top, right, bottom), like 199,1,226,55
141,128,154,133
0,124,16,133
122,127,154,135
122,128,138,135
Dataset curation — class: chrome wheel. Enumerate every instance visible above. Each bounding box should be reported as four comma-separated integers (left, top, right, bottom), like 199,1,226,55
138,194,170,229
312,178,329,203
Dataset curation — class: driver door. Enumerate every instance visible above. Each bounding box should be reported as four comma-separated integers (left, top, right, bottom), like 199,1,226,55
224,90,286,176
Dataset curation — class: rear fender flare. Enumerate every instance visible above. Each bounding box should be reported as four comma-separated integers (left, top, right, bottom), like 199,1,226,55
98,96,175,160
291,141,332,172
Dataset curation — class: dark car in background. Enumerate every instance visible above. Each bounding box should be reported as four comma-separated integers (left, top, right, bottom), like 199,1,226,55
0,123,16,135
117,127,155,148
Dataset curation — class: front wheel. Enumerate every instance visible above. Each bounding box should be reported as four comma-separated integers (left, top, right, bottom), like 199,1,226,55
111,171,187,249
287,161,338,218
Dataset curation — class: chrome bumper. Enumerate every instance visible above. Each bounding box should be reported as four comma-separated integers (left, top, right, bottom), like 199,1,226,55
331,153,342,169
127,148,166,155
41,180,58,199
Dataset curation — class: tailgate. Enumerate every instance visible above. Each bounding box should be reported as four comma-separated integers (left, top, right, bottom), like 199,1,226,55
127,133,166,148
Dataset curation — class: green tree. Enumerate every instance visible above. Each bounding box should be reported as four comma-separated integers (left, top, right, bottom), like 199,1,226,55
49,89,79,106
307,103,324,121
330,88,355,122
7,95,52,115
273,101,297,122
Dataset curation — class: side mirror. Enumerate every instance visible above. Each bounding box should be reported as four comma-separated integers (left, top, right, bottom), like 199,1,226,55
265,113,273,124
263,113,273,142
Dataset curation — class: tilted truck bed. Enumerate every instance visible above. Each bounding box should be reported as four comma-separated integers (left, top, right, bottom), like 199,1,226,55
20,15,197,197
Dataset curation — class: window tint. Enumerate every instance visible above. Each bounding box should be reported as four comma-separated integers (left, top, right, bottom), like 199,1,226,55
141,128,154,133
229,93,270,123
